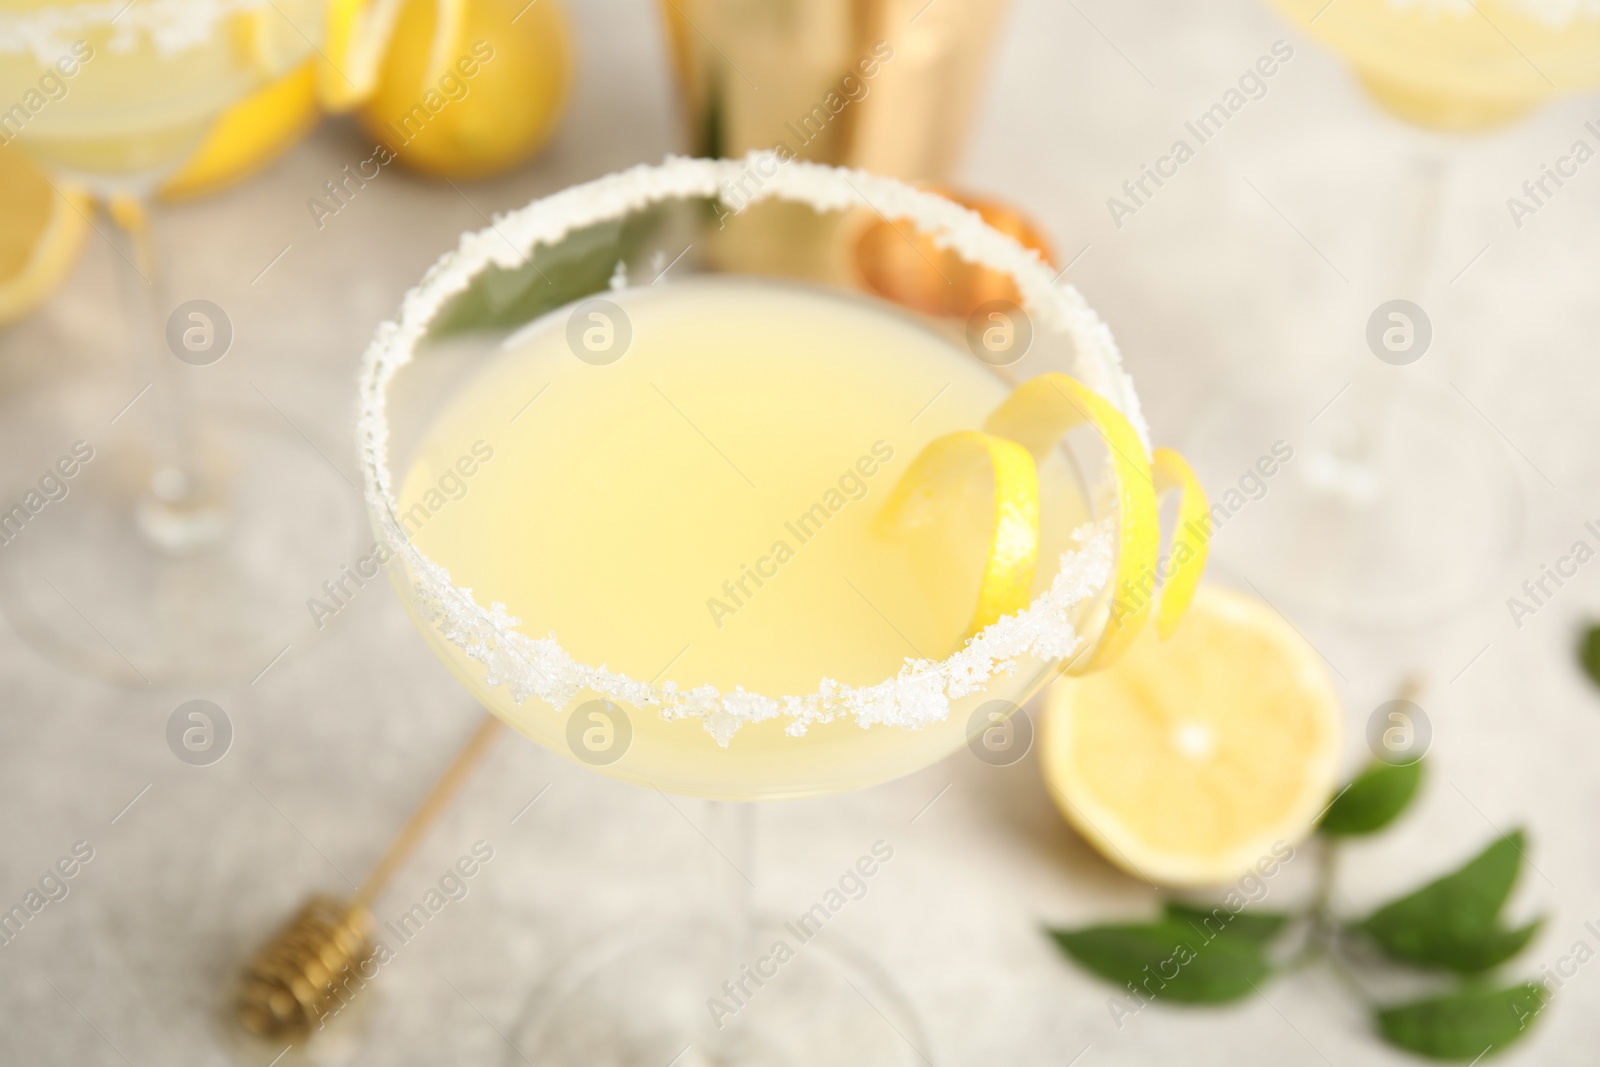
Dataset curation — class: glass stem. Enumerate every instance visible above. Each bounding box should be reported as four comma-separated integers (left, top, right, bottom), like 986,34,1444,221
1390,147,1449,300
715,800,759,954
1359,141,1449,466
1302,142,1449,512
105,196,225,553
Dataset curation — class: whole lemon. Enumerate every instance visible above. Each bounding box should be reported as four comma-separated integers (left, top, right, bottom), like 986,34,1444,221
356,0,572,179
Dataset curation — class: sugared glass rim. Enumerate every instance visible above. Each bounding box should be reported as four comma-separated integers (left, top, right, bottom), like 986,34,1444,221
0,0,273,60
357,155,1148,744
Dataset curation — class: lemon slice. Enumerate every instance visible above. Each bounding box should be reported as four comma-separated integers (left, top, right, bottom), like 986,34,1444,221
1040,584,1342,886
320,0,413,111
0,151,89,326
877,429,1040,641
983,373,1159,671
161,61,321,201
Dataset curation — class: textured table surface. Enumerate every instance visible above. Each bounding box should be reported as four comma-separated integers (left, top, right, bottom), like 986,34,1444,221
2,0,1599,1063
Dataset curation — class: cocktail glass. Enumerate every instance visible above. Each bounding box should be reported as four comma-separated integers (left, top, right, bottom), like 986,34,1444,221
359,157,1168,1063
1267,0,1600,132
1190,0,1600,623
0,0,364,682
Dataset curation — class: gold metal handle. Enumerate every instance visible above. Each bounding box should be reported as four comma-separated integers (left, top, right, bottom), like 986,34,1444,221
237,713,504,1042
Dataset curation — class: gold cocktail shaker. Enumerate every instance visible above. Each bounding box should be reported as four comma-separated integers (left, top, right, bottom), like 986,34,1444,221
659,0,1010,182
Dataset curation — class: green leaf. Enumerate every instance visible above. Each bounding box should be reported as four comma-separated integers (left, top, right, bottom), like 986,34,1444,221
1375,982,1544,1060
1163,902,1290,945
430,202,677,336
1578,624,1600,690
1418,920,1543,972
1357,831,1537,972
699,64,725,158
1320,759,1424,836
1046,920,1269,1004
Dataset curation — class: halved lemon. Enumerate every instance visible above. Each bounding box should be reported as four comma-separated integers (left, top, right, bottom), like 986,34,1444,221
1040,583,1341,886
0,150,89,326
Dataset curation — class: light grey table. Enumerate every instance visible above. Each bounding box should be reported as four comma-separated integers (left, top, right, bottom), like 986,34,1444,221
2,0,1598,1063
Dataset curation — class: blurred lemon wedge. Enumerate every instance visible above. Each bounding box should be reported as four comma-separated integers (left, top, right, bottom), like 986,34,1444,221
1040,584,1342,886
320,0,411,110
161,61,321,201
0,150,89,326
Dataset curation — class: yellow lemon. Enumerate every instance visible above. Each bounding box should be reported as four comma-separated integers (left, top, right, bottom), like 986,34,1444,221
982,372,1165,671
160,61,322,202
356,0,571,179
0,149,90,326
882,373,1210,661
320,0,409,110
1040,583,1342,886
1150,447,1208,638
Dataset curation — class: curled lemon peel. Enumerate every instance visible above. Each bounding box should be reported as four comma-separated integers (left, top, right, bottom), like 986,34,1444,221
982,372,1158,673
882,375,1210,669
1151,447,1210,638
876,430,1040,642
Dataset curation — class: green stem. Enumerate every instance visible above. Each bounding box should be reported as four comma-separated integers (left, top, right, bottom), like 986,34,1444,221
1280,836,1338,972
1279,937,1325,973
1294,835,1376,1006
1323,930,1377,1008
1311,835,1338,917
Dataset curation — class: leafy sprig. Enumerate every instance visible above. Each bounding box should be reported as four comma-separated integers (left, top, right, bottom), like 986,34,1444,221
1046,757,1548,1060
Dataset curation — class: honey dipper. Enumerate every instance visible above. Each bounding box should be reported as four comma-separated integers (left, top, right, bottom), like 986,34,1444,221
237,714,504,1042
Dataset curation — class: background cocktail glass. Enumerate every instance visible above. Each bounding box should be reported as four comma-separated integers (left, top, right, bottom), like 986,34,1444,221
1266,0,1600,132
0,0,359,682
360,158,1146,1063
1190,0,1600,623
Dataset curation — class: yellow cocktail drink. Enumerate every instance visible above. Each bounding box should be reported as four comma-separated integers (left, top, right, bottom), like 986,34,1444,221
397,277,1095,798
